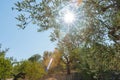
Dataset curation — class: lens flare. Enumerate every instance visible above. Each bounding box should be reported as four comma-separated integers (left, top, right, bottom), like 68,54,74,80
46,58,53,71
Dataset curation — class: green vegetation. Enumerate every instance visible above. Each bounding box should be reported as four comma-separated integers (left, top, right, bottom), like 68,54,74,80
0,45,12,80
13,60,46,80
0,0,119,80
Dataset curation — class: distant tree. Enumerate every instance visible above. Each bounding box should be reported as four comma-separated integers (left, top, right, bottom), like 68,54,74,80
0,44,9,58
13,60,46,80
42,51,52,69
28,54,41,62
42,49,62,72
0,45,12,80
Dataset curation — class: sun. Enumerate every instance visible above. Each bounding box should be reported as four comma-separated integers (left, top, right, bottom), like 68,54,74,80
63,11,75,24
56,0,85,33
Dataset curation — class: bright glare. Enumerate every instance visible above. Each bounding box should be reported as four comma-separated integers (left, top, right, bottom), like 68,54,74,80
63,11,75,24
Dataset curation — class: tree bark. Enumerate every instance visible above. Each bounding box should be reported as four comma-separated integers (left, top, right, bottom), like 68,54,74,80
66,62,71,75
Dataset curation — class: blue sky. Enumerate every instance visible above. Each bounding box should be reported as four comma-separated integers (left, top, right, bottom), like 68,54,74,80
0,0,56,61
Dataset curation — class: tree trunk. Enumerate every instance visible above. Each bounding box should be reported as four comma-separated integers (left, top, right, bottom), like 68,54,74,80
66,62,71,75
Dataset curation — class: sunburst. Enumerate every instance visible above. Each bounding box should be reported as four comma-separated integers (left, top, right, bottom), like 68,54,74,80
55,0,86,38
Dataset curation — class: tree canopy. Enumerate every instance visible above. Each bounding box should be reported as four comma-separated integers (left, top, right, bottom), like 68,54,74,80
13,0,120,79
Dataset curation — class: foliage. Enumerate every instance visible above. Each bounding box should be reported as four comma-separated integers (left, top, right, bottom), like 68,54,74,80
42,48,62,73
0,58,12,79
84,0,120,44
57,33,84,74
13,0,69,31
13,0,120,79
13,60,46,80
42,51,52,69
28,54,41,62
81,0,120,78
0,46,12,80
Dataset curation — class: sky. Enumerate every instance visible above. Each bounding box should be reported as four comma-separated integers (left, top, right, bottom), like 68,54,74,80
0,0,56,61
